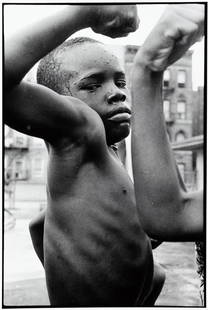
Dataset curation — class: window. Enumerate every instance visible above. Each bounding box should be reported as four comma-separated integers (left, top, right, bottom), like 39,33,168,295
15,136,24,146
33,157,44,178
163,70,170,87
14,159,25,179
177,70,186,88
176,101,186,119
163,100,170,120
175,131,186,142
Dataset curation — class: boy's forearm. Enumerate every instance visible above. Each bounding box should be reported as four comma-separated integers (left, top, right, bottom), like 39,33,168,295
4,6,90,88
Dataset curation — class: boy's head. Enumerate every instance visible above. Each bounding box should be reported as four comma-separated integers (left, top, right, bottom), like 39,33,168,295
37,37,99,95
37,37,131,145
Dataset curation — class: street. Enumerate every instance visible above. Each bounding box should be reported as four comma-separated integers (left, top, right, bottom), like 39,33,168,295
3,216,201,307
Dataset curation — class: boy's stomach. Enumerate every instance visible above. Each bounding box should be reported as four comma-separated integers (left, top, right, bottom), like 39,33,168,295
44,194,153,306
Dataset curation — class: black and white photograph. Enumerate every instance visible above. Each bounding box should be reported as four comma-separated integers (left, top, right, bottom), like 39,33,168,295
3,2,206,307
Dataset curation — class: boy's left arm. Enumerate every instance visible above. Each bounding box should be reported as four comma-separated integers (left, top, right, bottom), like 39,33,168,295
131,4,204,242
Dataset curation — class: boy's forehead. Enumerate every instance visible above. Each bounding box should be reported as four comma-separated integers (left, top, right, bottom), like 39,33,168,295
60,43,123,75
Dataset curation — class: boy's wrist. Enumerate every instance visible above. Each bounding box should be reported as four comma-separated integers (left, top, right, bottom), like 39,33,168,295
73,5,99,29
132,51,163,86
133,49,154,72
134,47,168,74
65,5,95,30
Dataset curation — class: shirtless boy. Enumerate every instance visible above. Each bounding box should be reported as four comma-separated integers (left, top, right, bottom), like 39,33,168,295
5,5,164,306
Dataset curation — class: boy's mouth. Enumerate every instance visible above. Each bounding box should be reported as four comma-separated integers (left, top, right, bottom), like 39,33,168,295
107,107,131,123
108,112,131,123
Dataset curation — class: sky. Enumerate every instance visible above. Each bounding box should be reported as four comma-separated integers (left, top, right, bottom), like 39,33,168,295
3,4,205,90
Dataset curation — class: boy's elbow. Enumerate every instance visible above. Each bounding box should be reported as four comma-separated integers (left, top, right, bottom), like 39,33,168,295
140,196,185,241
4,57,23,91
141,220,165,242
139,210,164,241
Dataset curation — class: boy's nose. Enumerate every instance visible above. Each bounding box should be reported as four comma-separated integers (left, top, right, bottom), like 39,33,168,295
107,91,126,105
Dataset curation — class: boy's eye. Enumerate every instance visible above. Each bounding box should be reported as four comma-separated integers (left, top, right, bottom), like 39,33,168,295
116,80,126,88
83,84,101,92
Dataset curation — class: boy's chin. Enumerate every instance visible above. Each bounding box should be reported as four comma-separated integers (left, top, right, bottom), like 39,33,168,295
107,125,130,145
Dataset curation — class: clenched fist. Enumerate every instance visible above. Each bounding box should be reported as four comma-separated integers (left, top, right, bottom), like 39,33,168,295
88,5,139,38
135,4,204,71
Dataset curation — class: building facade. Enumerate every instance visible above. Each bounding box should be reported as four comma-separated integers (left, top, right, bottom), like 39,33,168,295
4,127,48,211
192,86,204,137
172,135,204,190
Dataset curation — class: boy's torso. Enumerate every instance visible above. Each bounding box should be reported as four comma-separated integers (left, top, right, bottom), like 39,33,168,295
44,138,153,306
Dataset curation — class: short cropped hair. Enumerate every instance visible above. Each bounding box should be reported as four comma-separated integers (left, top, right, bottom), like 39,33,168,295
37,37,102,95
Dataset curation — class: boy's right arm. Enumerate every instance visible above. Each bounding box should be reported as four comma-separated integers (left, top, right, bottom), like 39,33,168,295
4,5,138,142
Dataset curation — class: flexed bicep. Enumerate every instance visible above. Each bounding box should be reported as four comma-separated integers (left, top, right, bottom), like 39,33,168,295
4,81,93,143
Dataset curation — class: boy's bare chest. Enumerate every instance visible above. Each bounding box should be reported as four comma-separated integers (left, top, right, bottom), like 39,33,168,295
47,147,142,237
47,149,139,229
47,145,134,203
44,149,152,306
47,146,148,253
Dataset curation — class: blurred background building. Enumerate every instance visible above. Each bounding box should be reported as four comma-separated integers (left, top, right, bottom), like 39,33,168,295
4,45,204,214
4,129,47,213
